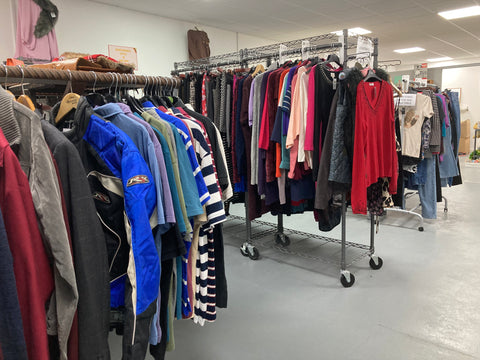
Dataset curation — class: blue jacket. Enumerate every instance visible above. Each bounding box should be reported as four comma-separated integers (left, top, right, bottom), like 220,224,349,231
84,114,160,315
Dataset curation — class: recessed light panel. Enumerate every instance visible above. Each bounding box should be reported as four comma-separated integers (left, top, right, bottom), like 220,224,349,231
394,47,426,54
331,28,371,36
438,6,480,20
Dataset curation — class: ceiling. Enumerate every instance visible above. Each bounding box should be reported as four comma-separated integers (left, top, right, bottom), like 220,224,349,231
91,0,480,69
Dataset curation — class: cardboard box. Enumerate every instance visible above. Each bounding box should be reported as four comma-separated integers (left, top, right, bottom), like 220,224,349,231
459,137,470,155
461,119,471,139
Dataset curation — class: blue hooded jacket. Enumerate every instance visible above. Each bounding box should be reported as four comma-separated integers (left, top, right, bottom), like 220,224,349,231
84,114,160,315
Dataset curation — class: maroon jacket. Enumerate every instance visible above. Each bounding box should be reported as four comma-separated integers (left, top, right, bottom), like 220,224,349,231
0,129,54,360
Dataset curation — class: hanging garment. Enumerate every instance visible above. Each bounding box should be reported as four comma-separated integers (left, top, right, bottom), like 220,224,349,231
0,86,78,360
0,207,28,360
15,0,59,61
41,120,111,360
94,103,169,234
402,93,433,158
84,113,159,360
436,94,459,179
0,128,54,360
351,80,398,214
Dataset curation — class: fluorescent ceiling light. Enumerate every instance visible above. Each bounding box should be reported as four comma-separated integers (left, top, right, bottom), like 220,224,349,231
394,47,425,54
438,6,480,20
427,57,453,62
331,28,371,36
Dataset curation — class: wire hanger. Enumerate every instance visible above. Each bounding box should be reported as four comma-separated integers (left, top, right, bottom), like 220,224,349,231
2,64,15,97
16,66,36,111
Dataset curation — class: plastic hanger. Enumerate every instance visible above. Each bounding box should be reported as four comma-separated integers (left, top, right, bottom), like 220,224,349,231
55,69,80,123
363,68,382,82
16,66,36,111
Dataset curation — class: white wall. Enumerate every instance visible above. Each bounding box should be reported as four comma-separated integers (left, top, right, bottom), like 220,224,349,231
2,0,273,76
0,0,16,63
442,66,480,152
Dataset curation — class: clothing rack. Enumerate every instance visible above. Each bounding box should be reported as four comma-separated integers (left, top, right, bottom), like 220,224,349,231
172,30,382,287
0,65,180,101
172,31,378,75
385,85,449,231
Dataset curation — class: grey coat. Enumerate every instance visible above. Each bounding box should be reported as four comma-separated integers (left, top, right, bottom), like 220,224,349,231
0,86,78,360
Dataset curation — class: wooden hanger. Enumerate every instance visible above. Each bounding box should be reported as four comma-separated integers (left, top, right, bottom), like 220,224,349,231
251,64,265,77
389,75,402,97
16,66,35,111
55,70,80,123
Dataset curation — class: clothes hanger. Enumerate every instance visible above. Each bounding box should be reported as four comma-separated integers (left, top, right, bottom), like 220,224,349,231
85,71,107,107
388,75,402,97
2,64,15,97
55,70,80,123
363,68,382,82
161,77,173,107
123,74,143,113
16,66,36,111
104,73,117,103
251,63,265,77
141,75,159,106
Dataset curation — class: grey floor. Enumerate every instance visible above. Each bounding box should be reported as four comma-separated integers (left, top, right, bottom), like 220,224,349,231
111,157,480,359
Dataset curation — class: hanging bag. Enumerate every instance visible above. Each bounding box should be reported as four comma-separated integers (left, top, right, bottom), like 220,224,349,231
188,28,210,60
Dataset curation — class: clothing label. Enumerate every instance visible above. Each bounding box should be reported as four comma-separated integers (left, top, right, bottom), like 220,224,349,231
126,175,150,187
302,40,310,61
279,44,288,64
401,75,410,93
356,36,373,67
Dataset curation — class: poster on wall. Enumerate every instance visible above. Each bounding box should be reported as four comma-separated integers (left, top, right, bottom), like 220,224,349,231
108,45,138,70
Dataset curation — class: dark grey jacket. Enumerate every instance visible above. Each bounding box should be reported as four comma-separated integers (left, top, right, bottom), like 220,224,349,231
42,120,111,360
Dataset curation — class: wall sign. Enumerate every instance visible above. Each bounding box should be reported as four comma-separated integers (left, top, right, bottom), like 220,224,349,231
108,45,138,70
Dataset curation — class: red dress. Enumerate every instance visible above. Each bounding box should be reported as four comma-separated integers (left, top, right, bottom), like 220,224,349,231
351,80,398,214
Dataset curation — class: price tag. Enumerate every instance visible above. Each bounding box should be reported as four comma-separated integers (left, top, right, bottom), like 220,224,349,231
394,93,417,107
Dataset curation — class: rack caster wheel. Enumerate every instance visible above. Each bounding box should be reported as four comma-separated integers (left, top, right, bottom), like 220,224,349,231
340,271,355,288
248,247,260,260
444,208,448,213
240,243,260,260
418,226,424,232
275,233,290,247
369,255,383,270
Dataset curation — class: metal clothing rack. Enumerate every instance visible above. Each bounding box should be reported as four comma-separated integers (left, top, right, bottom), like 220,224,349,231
172,31,379,75
172,30,381,287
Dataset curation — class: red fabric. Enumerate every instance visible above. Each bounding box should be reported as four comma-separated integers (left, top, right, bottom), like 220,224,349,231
259,69,283,183
351,80,398,214
305,65,317,152
0,129,54,360
201,74,208,116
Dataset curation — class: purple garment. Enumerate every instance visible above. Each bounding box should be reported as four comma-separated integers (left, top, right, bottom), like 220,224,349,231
248,78,256,127
15,0,59,61
117,103,175,224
